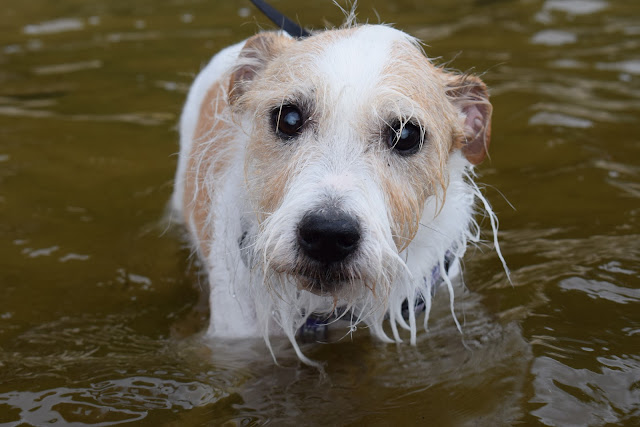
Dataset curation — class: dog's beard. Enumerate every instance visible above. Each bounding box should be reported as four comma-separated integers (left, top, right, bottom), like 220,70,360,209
249,218,409,366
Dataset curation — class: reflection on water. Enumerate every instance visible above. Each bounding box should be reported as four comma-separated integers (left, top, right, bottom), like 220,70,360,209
0,0,639,425
0,377,221,425
23,18,86,36
531,355,640,426
0,290,532,425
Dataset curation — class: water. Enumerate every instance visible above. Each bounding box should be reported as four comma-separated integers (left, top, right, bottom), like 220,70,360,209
1,0,638,425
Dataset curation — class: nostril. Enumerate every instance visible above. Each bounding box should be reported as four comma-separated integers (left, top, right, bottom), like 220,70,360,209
298,226,321,248
297,211,361,263
335,228,360,250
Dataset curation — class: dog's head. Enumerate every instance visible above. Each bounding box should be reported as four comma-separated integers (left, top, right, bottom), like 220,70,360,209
228,25,491,301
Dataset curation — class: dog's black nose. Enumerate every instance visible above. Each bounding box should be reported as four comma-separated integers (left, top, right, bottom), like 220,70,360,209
297,211,361,263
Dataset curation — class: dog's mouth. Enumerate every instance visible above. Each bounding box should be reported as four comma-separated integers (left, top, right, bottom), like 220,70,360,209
297,272,353,296
287,260,359,296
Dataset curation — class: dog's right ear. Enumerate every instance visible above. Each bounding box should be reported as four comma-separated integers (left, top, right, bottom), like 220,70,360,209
228,33,293,104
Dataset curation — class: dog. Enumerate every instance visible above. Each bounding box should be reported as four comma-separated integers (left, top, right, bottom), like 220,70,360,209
171,17,508,366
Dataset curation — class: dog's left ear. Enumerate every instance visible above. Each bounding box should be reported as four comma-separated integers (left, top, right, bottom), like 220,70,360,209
446,75,493,165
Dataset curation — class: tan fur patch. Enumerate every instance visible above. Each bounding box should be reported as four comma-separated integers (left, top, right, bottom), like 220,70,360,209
370,41,464,248
183,81,235,257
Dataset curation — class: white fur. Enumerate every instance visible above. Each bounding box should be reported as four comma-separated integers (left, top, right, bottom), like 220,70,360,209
172,25,507,367
172,41,245,217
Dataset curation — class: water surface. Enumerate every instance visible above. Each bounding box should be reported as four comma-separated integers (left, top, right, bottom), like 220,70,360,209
1,0,639,425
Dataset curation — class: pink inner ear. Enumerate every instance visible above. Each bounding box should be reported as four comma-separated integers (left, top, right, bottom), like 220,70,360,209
464,104,484,138
461,103,491,165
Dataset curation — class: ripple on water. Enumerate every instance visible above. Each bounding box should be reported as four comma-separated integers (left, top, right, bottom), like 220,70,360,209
0,106,174,126
531,354,640,425
596,59,640,75
0,377,225,425
559,277,640,304
32,60,102,76
543,0,608,16
0,314,242,425
529,111,593,128
531,29,577,46
23,18,85,35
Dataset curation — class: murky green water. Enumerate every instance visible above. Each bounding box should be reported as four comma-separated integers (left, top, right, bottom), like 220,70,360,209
1,0,638,425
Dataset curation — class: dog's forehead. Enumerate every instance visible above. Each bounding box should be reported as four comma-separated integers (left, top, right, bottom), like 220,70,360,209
270,26,445,118
311,26,413,87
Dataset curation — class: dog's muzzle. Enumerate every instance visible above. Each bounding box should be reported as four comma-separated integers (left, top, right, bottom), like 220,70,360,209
297,210,361,264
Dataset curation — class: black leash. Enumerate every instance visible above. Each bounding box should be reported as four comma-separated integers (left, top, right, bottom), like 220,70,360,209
249,0,311,38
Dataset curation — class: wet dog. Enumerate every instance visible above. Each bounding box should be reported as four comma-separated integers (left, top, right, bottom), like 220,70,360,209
172,22,507,365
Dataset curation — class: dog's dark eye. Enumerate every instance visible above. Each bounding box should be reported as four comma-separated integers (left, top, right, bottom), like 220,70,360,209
388,121,423,155
273,105,304,139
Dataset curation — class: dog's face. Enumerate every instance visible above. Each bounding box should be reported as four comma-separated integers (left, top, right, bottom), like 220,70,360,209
229,26,491,299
